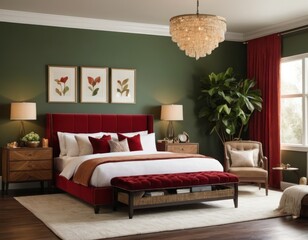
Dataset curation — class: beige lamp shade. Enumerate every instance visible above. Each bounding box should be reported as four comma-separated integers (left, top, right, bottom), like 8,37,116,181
161,104,183,121
161,104,183,140
10,102,37,120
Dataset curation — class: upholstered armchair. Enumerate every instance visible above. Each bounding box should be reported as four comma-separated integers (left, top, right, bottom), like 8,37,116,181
224,141,268,195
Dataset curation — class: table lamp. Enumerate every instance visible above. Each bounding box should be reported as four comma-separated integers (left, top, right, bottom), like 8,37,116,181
10,102,37,139
161,104,183,140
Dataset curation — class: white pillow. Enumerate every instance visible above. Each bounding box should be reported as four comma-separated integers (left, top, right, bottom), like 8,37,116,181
57,130,148,156
118,130,148,137
57,132,66,156
140,133,157,152
230,150,254,167
64,132,103,157
57,132,74,157
75,134,103,156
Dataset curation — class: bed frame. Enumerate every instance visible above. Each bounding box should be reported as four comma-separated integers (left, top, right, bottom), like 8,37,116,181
45,113,154,213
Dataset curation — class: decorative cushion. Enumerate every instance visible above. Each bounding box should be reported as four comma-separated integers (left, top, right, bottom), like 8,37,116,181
108,139,130,152
252,148,259,166
100,132,118,140
99,131,148,141
89,135,112,154
118,133,143,151
111,171,239,191
230,150,254,167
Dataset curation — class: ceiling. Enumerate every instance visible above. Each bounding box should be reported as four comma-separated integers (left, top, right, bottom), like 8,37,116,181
1,0,308,41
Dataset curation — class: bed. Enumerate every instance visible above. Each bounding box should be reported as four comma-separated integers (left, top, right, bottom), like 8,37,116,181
45,113,223,212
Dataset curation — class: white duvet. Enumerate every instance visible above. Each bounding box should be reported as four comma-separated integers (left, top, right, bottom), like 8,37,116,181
58,151,224,187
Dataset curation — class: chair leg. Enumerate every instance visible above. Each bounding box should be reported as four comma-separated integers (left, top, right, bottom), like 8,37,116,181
263,181,268,196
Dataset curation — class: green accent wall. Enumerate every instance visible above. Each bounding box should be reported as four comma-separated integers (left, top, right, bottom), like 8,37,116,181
282,29,308,57
281,150,307,184
281,29,308,182
0,22,246,174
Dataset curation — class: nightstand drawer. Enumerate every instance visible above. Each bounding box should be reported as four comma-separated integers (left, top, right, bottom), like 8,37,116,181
157,142,199,154
10,160,52,171
9,170,52,182
167,144,198,154
9,149,52,161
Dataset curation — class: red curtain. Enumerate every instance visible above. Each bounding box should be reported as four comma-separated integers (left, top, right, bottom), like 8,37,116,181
247,34,281,188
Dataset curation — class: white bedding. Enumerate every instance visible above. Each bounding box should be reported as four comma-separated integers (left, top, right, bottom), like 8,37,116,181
59,151,224,187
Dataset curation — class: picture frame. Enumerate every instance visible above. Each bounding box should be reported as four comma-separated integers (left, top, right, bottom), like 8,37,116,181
110,68,136,104
80,67,108,103
48,65,77,103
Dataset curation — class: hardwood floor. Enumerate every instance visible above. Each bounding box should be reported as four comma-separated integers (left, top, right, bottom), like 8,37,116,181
1,188,308,240
0,189,59,240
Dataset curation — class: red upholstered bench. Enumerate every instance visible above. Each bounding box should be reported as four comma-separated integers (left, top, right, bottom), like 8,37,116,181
111,171,239,218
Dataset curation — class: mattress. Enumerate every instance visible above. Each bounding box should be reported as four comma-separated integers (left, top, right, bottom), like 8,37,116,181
58,151,224,187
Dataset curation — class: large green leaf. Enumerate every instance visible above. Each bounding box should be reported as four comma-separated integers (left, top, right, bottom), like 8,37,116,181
242,96,255,112
217,104,231,115
208,87,218,96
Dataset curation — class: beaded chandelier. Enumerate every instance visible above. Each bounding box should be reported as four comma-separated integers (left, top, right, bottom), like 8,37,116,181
170,0,227,60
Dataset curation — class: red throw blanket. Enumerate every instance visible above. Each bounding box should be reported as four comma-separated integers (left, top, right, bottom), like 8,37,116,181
73,153,207,186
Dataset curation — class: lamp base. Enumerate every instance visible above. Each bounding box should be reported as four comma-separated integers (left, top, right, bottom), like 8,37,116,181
166,121,174,141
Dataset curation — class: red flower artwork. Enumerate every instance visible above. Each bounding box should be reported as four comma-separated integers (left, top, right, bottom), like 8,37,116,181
54,76,69,96
88,76,101,96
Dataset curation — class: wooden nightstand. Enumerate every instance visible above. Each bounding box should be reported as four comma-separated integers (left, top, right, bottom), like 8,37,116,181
1,147,53,193
156,142,199,154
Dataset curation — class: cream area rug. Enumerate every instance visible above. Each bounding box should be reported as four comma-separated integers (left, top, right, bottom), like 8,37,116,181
15,185,286,240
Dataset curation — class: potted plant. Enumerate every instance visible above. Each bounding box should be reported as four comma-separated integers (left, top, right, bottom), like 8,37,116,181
22,131,40,147
198,67,262,144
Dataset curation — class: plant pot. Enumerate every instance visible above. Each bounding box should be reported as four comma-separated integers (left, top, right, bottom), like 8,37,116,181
25,141,40,148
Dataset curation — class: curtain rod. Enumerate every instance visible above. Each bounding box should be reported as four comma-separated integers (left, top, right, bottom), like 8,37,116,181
243,25,308,44
279,25,308,36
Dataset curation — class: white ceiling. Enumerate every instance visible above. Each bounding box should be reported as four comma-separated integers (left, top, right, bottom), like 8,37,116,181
1,0,308,41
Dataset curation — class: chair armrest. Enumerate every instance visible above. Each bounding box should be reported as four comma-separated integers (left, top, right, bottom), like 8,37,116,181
224,155,231,171
259,156,268,171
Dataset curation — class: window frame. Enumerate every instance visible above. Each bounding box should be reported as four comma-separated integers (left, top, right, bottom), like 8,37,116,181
280,53,308,151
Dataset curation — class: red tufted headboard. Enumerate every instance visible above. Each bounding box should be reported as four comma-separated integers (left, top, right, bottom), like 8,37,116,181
45,113,154,157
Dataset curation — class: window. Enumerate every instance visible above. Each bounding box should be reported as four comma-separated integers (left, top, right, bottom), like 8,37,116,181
280,53,308,150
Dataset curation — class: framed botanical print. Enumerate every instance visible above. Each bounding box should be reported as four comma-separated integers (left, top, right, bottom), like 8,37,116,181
110,68,136,104
80,67,108,103
48,65,77,103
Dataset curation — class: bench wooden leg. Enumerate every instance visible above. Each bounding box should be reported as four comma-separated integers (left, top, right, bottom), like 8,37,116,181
113,188,118,211
94,205,100,214
129,192,134,219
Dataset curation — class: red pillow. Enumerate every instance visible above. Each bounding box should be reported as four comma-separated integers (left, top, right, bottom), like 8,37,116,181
89,135,112,154
117,133,143,151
